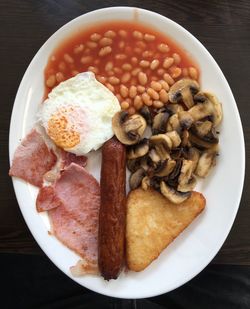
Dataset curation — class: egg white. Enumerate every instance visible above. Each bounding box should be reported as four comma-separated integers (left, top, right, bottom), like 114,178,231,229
40,72,121,155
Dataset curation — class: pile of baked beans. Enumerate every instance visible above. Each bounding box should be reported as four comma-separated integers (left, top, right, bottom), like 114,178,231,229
45,22,199,115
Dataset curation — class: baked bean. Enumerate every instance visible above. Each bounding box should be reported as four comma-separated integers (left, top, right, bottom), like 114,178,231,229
58,61,66,71
138,72,148,85
147,88,159,100
182,68,188,77
118,30,127,38
71,70,79,76
97,75,107,83
134,47,142,54
151,76,158,81
140,60,150,68
119,41,125,49
86,41,97,49
64,53,74,64
90,33,101,41
105,61,113,71
107,70,115,76
137,85,145,93
153,100,164,108
142,50,153,58
99,37,113,47
170,66,182,79
46,75,56,88
157,43,170,53
163,57,174,69
157,68,165,76
144,34,155,42
109,76,120,85
142,92,153,106
88,66,99,74
130,77,137,86
50,55,56,62
131,57,138,65
150,59,160,70
122,63,132,71
121,101,130,110
121,72,131,83
128,106,136,115
126,98,132,105
159,80,170,91
125,46,132,54
99,46,112,56
116,94,122,102
56,72,64,83
94,59,100,65
73,44,84,54
115,54,127,60
189,67,198,79
163,73,175,85
173,53,181,64
159,89,169,102
80,56,93,64
120,85,129,98
136,41,146,49
134,95,143,110
104,30,116,38
129,85,137,98
105,83,115,92
131,68,141,76
84,48,91,54
133,30,143,40
151,81,162,91
114,67,123,74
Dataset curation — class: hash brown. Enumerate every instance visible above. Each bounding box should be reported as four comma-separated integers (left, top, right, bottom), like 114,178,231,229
126,188,206,272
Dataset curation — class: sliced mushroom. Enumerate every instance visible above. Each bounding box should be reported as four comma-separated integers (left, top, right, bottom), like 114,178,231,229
195,147,218,177
178,111,194,130
112,111,147,145
191,120,213,137
178,159,193,188
127,138,149,159
141,176,150,190
177,176,197,192
166,131,181,148
169,78,200,109
154,159,176,177
129,168,146,190
193,92,207,103
152,111,170,135
150,134,173,150
166,114,181,133
167,159,183,187
189,130,218,149
203,92,223,127
160,181,191,204
127,158,141,173
167,103,184,114
181,130,190,147
155,145,171,161
139,106,152,126
188,92,223,127
183,147,200,172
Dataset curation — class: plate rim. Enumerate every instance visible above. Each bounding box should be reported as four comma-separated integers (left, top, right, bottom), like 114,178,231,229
9,6,245,299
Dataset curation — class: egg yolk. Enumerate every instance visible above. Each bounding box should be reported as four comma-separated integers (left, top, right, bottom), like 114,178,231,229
48,109,80,149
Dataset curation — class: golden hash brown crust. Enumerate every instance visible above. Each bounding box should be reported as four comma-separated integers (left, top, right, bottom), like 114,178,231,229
126,188,206,272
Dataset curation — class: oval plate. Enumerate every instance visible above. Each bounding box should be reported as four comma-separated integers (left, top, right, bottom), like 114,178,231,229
9,7,245,299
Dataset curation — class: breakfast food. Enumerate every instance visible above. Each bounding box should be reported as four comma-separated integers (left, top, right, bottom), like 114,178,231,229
40,72,120,155
112,80,222,203
9,128,57,187
126,188,205,271
9,20,223,280
98,137,126,280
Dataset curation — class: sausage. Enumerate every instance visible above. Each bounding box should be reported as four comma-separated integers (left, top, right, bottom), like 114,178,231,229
98,137,126,280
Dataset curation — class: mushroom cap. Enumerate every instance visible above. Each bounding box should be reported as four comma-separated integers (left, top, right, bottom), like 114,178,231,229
203,92,223,127
169,78,200,109
160,181,191,204
112,112,147,145
127,138,149,160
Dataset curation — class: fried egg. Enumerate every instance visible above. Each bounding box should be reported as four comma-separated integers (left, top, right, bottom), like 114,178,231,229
40,72,121,155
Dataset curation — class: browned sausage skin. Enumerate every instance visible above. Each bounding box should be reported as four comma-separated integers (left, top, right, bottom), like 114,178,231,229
98,137,126,280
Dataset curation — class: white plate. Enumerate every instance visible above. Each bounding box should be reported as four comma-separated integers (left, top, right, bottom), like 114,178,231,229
9,7,245,299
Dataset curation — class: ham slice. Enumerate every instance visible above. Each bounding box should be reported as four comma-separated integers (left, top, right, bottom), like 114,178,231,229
9,129,57,187
47,163,100,271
